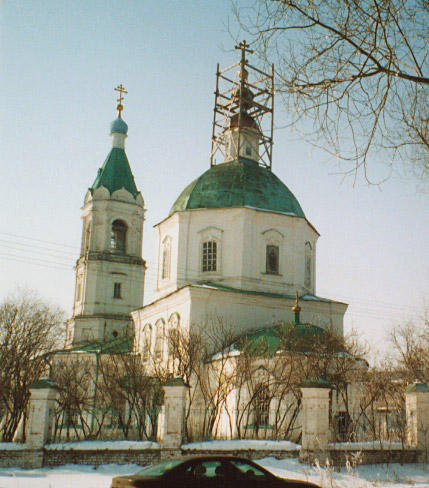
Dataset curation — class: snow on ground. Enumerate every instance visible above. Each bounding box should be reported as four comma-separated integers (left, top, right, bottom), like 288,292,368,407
45,441,160,450
182,439,300,451
0,458,427,488
0,444,26,451
256,457,429,488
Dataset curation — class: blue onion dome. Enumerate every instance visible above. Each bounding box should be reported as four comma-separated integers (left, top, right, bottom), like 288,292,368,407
110,117,128,135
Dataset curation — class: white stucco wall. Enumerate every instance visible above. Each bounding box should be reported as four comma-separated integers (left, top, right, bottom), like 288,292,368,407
133,285,347,360
154,207,318,300
67,186,146,346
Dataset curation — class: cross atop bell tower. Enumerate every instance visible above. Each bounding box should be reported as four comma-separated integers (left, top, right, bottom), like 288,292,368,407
114,84,128,118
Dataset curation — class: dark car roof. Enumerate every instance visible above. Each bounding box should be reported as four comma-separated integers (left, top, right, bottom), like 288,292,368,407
112,455,321,488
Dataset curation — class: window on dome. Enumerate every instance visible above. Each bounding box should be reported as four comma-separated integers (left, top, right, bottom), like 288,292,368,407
111,220,127,254
202,241,217,272
246,143,252,156
266,245,279,274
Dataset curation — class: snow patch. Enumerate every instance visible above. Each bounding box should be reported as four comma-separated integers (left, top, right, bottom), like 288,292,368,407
0,443,26,451
182,439,300,451
45,441,160,450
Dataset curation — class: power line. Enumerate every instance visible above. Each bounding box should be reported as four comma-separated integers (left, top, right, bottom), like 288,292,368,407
0,232,79,250
0,254,73,271
1,233,424,319
0,239,423,314
0,238,77,256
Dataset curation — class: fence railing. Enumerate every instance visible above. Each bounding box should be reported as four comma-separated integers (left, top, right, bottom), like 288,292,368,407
184,407,302,443
50,406,160,443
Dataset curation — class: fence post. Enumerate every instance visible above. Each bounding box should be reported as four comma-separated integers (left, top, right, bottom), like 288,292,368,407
23,377,58,468
160,378,189,454
26,377,59,449
299,379,331,463
405,383,429,452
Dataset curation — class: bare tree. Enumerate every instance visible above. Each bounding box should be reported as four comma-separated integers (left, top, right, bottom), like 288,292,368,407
51,355,105,442
98,349,163,441
164,317,238,441
0,290,64,441
390,314,429,382
235,0,428,185
232,322,369,441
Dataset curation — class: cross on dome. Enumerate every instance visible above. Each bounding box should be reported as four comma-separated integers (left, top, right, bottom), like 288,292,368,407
114,84,128,118
235,40,254,58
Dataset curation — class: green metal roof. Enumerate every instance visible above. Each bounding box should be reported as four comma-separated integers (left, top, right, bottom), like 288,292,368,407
195,282,341,304
30,377,58,390
57,337,133,355
169,159,305,218
405,383,429,393
90,147,139,198
233,321,327,357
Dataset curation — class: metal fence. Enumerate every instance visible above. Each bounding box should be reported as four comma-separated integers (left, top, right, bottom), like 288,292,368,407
50,406,160,443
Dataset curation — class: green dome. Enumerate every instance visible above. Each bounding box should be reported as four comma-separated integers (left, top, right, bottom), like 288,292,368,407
169,159,305,218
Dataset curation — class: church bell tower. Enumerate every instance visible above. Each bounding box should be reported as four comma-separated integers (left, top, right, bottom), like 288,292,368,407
65,86,146,347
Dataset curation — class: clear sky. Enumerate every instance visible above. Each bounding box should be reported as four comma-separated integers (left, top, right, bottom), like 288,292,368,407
1,1,428,359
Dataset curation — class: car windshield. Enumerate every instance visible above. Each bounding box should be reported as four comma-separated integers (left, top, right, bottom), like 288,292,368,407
136,460,183,478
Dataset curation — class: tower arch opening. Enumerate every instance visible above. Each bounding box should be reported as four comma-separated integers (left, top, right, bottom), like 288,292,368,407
111,219,127,254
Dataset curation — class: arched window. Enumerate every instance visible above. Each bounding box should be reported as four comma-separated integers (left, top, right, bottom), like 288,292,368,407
142,324,152,362
161,236,171,280
168,313,180,355
266,245,279,274
253,384,270,431
111,220,127,254
154,319,165,360
202,240,217,272
305,242,312,287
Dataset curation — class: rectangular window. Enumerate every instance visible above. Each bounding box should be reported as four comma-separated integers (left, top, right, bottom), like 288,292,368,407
266,245,279,274
202,241,217,272
246,143,252,156
113,282,122,298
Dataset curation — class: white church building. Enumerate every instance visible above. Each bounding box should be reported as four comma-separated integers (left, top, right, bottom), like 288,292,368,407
65,48,347,358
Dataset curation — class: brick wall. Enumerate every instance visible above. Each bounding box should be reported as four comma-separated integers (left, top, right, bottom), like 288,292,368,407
0,450,43,469
0,446,422,468
44,449,161,467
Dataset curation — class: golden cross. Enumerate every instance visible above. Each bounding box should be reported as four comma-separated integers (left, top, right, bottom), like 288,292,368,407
114,84,128,117
235,40,254,58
